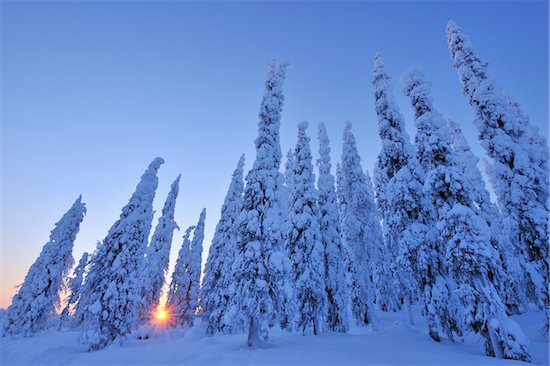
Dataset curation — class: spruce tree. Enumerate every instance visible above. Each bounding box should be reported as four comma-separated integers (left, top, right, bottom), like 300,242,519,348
364,170,394,313
167,226,194,327
1,196,86,336
286,121,327,335
402,68,530,361
447,20,549,309
202,155,245,336
372,53,415,227
140,175,181,324
317,123,349,332
372,54,417,312
79,158,163,351
60,252,89,328
339,122,376,327
230,62,293,347
187,208,206,326
447,119,526,313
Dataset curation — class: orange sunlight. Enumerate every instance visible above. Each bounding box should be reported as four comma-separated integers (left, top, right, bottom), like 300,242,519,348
155,309,167,321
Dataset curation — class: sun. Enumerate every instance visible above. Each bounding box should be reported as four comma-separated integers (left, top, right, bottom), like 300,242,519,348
155,309,167,321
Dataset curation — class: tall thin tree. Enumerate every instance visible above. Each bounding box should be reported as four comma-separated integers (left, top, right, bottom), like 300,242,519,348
339,122,377,327
79,158,163,350
140,175,181,323
1,196,86,336
202,155,245,335
230,62,293,347
317,123,349,332
167,226,195,327
286,121,327,335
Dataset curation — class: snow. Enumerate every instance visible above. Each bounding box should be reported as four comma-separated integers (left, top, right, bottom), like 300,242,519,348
1,308,546,365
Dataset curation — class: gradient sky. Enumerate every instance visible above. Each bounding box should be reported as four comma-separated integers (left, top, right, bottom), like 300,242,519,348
1,1,548,308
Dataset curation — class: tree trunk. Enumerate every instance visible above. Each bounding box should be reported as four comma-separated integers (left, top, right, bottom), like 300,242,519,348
247,316,258,348
406,302,415,326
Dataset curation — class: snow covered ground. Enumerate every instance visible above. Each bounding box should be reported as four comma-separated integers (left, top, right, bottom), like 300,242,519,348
1,307,547,365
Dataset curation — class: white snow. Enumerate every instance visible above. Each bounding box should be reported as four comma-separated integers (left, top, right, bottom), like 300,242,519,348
1,307,546,365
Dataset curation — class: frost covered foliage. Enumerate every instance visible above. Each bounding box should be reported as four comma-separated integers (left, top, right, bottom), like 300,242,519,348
339,122,377,326
372,53,415,228
2,197,86,337
372,55,425,321
202,156,245,336
448,120,526,314
447,20,549,309
402,68,531,361
385,149,425,326
283,149,296,231
140,175,181,323
167,210,206,328
166,226,194,327
60,252,89,328
78,158,163,351
372,54,419,313
364,170,395,313
187,209,206,325
286,121,327,335
317,123,349,332
230,62,294,347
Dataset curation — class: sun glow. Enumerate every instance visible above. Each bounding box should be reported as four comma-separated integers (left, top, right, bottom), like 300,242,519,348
155,309,167,321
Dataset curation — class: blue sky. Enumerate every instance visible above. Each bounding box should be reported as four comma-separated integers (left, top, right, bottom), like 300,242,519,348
1,1,548,307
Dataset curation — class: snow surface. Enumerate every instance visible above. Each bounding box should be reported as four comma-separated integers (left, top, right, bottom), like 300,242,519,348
1,307,547,365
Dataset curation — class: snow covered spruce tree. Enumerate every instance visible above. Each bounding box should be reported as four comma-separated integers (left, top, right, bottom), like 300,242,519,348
1,196,86,337
286,121,327,335
372,53,418,312
447,20,549,310
202,155,245,336
317,123,349,332
140,175,181,324
401,68,461,342
78,158,163,351
166,226,194,327
339,122,377,327
402,68,531,361
283,149,296,229
230,62,294,347
187,208,206,325
447,119,526,314
60,252,89,328
364,169,394,313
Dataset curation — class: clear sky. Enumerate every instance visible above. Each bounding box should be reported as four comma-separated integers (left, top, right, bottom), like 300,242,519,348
1,1,548,308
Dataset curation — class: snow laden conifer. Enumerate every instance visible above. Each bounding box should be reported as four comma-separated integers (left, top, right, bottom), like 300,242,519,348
339,122,377,327
372,54,417,312
447,119,526,313
372,53,414,228
1,196,86,337
79,158,163,351
364,169,394,313
286,121,327,335
447,20,549,309
202,155,245,336
60,252,89,328
283,149,296,231
187,208,206,325
372,54,423,320
140,175,181,324
230,62,294,347
167,226,194,327
317,123,349,332
402,68,531,361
